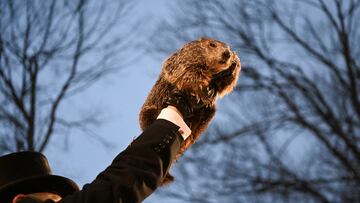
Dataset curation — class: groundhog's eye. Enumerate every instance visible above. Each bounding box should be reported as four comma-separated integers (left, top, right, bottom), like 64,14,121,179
209,42,217,48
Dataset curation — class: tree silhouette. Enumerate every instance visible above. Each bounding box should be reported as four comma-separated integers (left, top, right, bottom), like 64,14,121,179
150,0,360,202
0,0,138,154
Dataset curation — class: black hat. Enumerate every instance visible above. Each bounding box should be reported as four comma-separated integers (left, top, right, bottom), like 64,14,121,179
0,151,79,202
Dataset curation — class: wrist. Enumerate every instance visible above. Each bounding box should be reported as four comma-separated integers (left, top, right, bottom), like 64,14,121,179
156,106,191,140
167,105,184,119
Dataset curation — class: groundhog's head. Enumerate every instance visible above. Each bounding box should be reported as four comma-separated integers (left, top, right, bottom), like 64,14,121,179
163,37,241,102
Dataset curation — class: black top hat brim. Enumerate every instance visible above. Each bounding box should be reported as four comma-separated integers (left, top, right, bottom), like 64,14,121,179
0,174,79,202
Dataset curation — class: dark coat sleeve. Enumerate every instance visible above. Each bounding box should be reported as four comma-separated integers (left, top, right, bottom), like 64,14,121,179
59,119,183,203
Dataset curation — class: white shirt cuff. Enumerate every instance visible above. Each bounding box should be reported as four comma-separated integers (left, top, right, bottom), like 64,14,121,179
156,106,191,140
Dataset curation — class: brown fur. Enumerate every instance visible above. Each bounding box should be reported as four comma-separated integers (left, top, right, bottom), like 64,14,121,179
139,37,241,184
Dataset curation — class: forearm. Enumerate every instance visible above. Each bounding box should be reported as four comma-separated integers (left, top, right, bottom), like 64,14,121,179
59,114,185,203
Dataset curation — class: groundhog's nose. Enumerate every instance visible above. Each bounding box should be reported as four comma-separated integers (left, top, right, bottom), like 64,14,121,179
221,50,231,62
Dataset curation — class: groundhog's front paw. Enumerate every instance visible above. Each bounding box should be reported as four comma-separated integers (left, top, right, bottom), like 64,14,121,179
209,61,238,95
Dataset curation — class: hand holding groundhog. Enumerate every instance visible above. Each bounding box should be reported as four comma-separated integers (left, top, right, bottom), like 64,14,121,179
139,37,241,184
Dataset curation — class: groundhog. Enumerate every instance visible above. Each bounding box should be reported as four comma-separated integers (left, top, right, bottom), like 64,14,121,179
139,37,241,184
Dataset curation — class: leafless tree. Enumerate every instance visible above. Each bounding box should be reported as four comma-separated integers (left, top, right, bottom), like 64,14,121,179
149,0,360,202
0,0,139,154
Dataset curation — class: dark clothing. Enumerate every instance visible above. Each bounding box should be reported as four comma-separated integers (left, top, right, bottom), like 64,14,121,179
55,119,183,203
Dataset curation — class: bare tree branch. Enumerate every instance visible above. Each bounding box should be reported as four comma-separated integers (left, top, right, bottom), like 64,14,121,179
0,0,140,154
